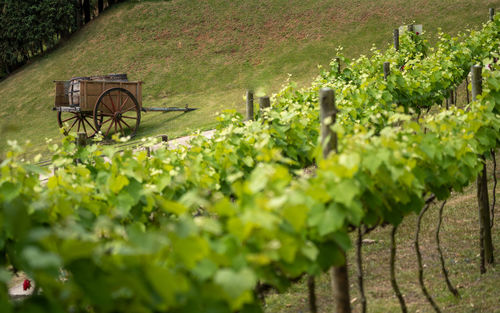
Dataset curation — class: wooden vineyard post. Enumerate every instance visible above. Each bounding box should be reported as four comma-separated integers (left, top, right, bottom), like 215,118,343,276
320,88,351,313
394,29,400,51
75,132,87,164
76,132,87,147
259,96,270,110
383,62,390,81
408,24,414,33
335,57,341,74
320,88,337,156
472,65,495,272
246,90,254,121
259,96,270,121
490,8,495,21
447,89,455,109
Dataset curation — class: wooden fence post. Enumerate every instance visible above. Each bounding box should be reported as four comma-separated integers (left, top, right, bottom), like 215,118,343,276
394,29,400,51
472,65,495,272
246,90,254,121
161,135,169,143
408,24,414,33
320,88,351,313
383,62,390,81
490,8,495,21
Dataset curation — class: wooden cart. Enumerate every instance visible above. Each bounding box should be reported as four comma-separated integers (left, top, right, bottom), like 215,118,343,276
53,74,195,138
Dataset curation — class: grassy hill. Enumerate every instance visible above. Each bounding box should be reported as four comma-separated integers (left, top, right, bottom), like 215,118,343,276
1,0,499,157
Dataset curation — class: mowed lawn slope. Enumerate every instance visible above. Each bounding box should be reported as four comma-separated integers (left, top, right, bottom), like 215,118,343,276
0,0,499,156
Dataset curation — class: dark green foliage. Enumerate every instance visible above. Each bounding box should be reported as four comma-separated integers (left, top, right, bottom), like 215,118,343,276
0,0,77,78
0,0,125,79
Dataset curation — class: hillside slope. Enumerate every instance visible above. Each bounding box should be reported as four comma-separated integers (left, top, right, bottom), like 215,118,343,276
0,0,498,156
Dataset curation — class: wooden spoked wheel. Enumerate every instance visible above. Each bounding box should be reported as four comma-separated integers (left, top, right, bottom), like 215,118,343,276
93,87,141,138
57,111,100,138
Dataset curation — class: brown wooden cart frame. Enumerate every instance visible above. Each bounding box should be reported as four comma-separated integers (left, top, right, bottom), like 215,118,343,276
53,78,195,138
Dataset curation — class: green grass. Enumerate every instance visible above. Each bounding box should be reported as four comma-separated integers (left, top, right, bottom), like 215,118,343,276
264,163,500,313
1,0,499,158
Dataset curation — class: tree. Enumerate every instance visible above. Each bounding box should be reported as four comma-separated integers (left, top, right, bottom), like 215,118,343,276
83,0,90,23
98,0,103,13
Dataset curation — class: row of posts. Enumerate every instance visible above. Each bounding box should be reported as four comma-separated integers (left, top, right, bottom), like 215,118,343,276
245,91,270,121
393,8,495,52
77,7,498,147
393,24,414,52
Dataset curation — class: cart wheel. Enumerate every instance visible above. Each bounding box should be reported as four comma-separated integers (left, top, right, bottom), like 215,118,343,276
94,87,141,138
57,111,100,137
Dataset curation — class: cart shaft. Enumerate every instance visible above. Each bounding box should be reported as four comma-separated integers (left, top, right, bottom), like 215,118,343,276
141,107,197,113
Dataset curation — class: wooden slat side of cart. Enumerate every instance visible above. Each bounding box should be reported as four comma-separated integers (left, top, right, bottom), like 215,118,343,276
54,80,143,110
54,79,143,137
53,75,196,139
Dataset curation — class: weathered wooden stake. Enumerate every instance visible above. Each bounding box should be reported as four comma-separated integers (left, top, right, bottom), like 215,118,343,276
446,88,454,109
76,132,87,147
320,88,351,313
408,24,414,33
246,90,254,121
490,8,495,21
320,88,337,157
259,96,270,110
146,146,151,158
465,75,470,104
161,135,169,142
394,29,400,51
477,155,495,269
331,265,352,313
471,65,482,100
383,62,391,81
472,65,495,271
335,57,341,73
